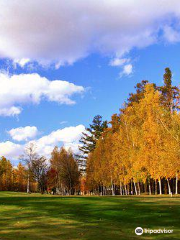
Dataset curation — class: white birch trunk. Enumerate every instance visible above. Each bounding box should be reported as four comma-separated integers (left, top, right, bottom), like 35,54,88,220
138,182,141,195
159,178,162,195
167,179,172,195
27,173,30,193
149,183,151,195
127,185,129,195
120,181,122,195
124,185,127,195
111,176,115,196
134,181,137,195
131,180,133,195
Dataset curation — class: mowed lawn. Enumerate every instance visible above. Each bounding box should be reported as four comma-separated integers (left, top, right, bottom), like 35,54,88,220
0,192,180,240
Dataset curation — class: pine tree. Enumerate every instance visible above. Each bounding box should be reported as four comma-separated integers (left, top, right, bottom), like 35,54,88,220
78,115,107,171
159,68,179,111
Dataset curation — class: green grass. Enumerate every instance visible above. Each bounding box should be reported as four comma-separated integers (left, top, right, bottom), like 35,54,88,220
0,192,180,240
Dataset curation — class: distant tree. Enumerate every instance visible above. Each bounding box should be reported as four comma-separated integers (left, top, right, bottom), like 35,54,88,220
59,148,80,195
47,168,57,193
50,146,61,190
20,142,39,193
31,156,48,194
0,157,13,191
50,147,80,195
13,162,26,192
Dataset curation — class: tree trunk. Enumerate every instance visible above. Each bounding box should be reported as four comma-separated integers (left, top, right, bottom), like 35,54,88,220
138,182,141,195
131,179,133,195
175,172,178,195
114,184,116,195
134,181,137,195
155,180,157,195
159,178,162,195
128,185,130,195
111,184,115,196
103,186,105,196
124,185,127,195
119,181,122,195
149,183,151,195
111,176,115,196
27,173,30,193
167,178,172,195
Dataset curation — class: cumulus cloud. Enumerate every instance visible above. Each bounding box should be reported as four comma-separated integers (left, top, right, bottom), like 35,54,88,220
35,124,85,156
0,141,23,159
0,125,85,160
8,126,39,141
0,1,180,65
0,72,84,116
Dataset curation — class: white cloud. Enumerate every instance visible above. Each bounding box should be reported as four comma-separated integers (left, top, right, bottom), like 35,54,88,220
0,125,85,160
0,72,84,116
109,58,130,67
0,141,23,159
0,106,21,117
120,64,133,77
8,126,39,141
0,1,180,65
35,125,85,155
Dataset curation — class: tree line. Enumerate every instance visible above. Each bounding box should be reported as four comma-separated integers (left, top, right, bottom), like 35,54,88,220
81,68,180,195
0,143,81,194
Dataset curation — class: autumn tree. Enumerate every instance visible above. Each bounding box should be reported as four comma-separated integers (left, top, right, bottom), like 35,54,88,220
0,157,13,191
50,147,80,195
127,80,149,106
31,156,48,194
13,163,26,192
20,142,39,193
86,69,180,196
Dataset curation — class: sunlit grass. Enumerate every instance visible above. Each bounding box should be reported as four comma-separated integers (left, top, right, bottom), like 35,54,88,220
0,192,179,239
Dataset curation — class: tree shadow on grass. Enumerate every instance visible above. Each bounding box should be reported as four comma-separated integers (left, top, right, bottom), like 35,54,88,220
0,195,180,240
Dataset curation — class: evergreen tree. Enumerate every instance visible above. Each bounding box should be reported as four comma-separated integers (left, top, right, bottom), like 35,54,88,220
78,115,108,171
159,67,179,111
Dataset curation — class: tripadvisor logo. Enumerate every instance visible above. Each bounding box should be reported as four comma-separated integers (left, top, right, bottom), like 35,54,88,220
135,227,173,235
135,227,143,235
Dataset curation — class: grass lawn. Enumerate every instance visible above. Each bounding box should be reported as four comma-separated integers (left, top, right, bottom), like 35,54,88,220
0,192,180,240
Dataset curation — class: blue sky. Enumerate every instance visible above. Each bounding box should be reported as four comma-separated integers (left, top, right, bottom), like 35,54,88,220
1,1,180,162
